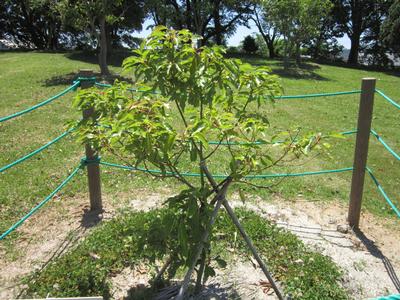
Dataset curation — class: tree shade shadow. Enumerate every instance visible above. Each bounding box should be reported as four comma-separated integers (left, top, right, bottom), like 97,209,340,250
354,228,400,293
272,67,329,81
124,282,241,300
15,208,108,298
315,59,400,78
64,50,134,68
263,61,329,81
228,54,329,81
41,71,133,87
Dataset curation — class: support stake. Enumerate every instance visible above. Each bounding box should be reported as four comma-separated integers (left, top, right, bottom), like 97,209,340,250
348,78,376,228
79,69,102,211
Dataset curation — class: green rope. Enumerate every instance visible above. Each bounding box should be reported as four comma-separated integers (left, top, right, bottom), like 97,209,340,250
0,81,79,123
374,294,400,300
375,89,400,110
100,160,353,179
208,130,357,146
0,128,74,174
276,90,361,99
80,156,101,166
366,167,400,219
75,76,96,83
370,129,400,161
0,163,82,240
94,82,361,100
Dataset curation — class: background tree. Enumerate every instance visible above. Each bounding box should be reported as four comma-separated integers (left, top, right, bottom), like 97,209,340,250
265,0,332,68
331,0,391,65
242,35,259,53
381,0,400,53
146,0,252,45
251,2,279,58
0,0,63,49
361,0,394,67
304,7,344,60
58,0,145,75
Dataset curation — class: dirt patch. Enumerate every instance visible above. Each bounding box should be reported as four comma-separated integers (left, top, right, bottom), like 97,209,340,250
1,190,399,299
231,196,400,299
0,188,170,299
0,193,116,299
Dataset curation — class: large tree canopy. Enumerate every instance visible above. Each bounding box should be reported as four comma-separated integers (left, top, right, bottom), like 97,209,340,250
331,0,393,65
251,3,279,58
58,0,145,75
0,0,63,49
264,0,332,67
146,0,252,45
381,0,400,53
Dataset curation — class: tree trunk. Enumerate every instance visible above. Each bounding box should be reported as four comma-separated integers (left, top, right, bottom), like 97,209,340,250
347,1,363,65
283,36,290,70
295,42,301,65
212,0,223,45
267,40,276,59
347,33,361,65
106,26,113,59
194,250,207,294
99,15,110,75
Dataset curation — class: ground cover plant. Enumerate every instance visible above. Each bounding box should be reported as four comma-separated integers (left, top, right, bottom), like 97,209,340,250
0,42,399,258
71,26,330,297
23,208,348,299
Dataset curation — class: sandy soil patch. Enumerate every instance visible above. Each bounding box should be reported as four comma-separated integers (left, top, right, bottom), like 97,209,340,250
0,190,399,299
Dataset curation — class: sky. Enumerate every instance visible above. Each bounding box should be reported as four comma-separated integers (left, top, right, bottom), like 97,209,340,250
136,19,352,50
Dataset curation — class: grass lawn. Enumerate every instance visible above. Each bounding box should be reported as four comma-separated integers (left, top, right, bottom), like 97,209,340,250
0,50,399,250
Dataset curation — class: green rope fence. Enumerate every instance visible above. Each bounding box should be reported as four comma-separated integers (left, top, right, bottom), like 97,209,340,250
276,90,361,99
371,129,400,161
0,163,82,240
0,77,399,241
0,128,74,173
376,89,400,110
0,81,79,123
208,130,357,145
100,160,353,179
366,167,400,219
94,82,362,100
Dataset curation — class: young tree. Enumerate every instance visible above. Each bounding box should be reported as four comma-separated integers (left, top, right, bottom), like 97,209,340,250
72,27,324,296
242,35,259,53
265,0,332,68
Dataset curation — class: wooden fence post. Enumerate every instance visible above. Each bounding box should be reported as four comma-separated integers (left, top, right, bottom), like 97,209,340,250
348,78,376,228
79,69,102,211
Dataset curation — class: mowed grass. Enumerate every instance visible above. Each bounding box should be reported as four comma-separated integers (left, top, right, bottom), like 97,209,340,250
0,51,399,250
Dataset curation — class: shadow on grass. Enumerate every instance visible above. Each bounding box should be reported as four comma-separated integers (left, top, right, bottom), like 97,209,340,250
315,59,400,78
354,228,400,293
41,71,133,87
16,209,107,298
64,50,134,68
272,67,328,81
124,282,240,300
228,54,329,81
